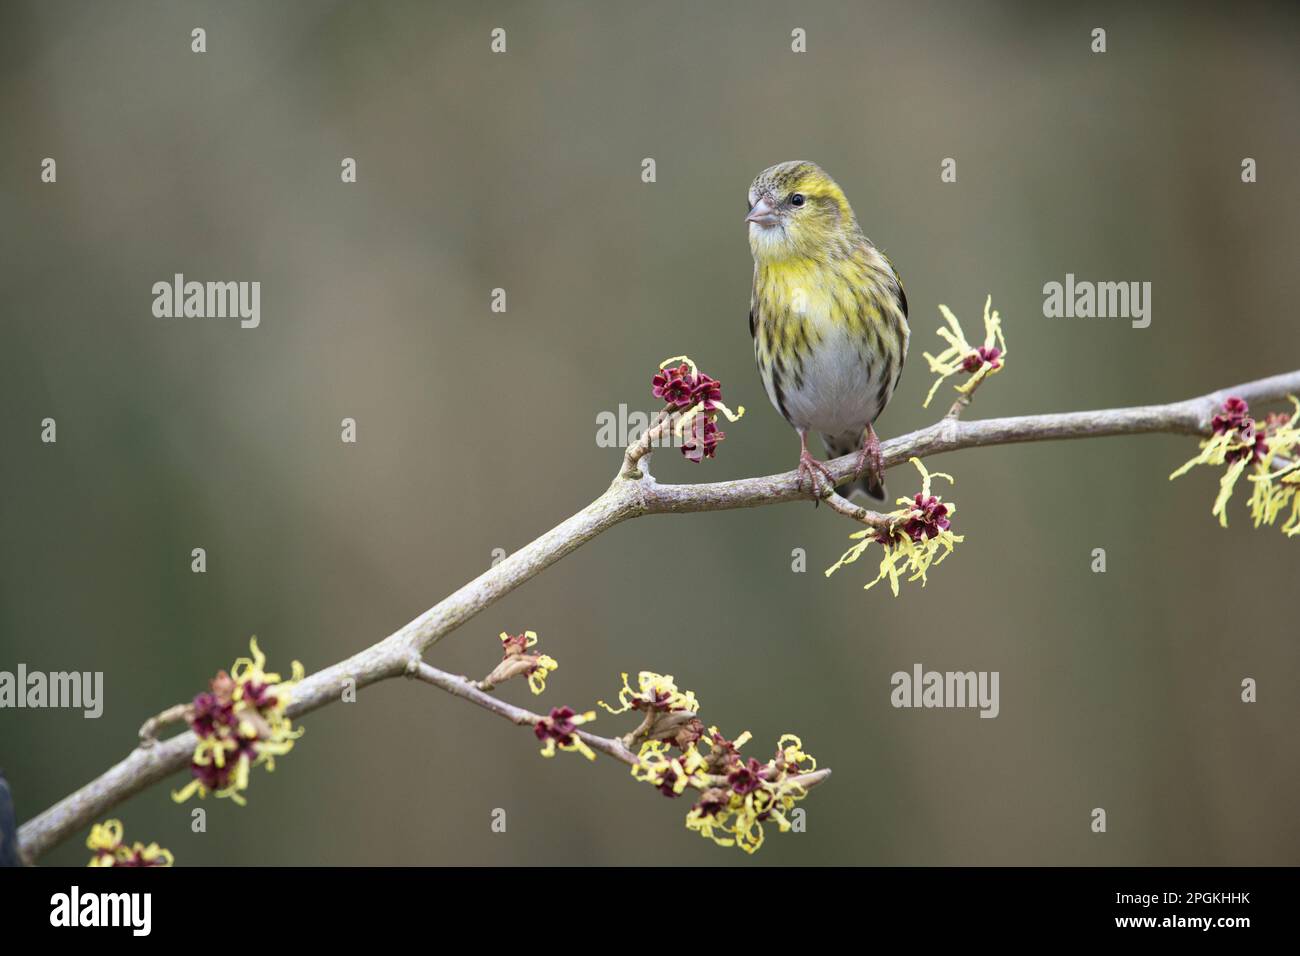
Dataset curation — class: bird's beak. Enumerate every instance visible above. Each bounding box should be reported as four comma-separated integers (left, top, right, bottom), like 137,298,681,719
745,196,779,227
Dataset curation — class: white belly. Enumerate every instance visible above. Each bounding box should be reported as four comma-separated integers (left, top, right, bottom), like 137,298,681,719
778,321,884,435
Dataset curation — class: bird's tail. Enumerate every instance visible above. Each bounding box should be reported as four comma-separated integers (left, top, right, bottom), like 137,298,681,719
821,430,887,503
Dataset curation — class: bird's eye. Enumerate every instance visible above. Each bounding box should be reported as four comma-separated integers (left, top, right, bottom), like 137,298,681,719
790,193,806,207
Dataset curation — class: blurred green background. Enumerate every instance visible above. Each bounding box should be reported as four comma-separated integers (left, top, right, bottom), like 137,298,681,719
2,0,1298,866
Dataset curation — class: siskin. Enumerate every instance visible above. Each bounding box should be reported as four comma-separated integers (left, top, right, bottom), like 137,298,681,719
746,161,909,501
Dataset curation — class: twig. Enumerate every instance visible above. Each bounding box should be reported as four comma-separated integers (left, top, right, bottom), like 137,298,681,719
138,704,191,746
16,368,1300,862
946,390,976,420
622,405,675,478
821,490,895,528
407,661,832,791
407,660,638,763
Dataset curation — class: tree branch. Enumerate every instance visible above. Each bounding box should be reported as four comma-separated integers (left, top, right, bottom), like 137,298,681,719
406,660,638,762
17,368,1300,862
406,661,833,791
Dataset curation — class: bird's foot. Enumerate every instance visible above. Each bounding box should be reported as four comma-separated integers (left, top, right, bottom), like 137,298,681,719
797,447,836,499
854,424,886,500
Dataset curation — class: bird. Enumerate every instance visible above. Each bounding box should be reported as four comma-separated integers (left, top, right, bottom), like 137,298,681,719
746,160,909,502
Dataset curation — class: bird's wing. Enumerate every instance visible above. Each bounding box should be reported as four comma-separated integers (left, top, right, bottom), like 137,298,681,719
879,250,909,318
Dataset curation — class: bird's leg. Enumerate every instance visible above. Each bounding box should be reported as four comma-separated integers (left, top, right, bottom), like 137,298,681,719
854,423,886,497
796,429,835,498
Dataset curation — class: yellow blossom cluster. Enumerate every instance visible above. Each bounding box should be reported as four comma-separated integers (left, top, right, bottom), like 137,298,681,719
172,638,304,806
826,458,964,595
534,706,597,760
922,296,1007,408
601,668,818,854
676,731,818,854
482,630,558,695
86,819,173,867
598,670,699,715
1171,395,1300,535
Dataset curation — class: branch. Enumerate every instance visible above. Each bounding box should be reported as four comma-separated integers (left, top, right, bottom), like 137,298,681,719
18,367,1300,861
406,661,832,794
407,661,635,764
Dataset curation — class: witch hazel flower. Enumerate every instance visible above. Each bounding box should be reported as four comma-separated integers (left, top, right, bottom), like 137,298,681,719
606,680,823,855
681,414,724,463
700,728,753,771
726,757,767,795
825,457,965,595
676,729,820,854
1171,394,1300,533
172,638,304,806
651,360,728,413
630,740,708,796
774,733,817,776
86,819,173,867
599,670,699,716
922,295,1008,408
1211,396,1251,434
649,355,745,462
651,363,695,407
1247,403,1300,537
598,669,704,747
480,630,558,695
534,706,597,760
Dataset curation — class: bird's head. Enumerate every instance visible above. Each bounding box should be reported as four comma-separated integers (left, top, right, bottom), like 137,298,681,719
745,161,858,262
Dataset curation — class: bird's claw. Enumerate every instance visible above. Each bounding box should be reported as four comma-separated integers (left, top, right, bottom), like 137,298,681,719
797,449,836,499
854,425,886,498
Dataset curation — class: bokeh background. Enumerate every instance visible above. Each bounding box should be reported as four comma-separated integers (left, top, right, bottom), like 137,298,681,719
2,0,1298,866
